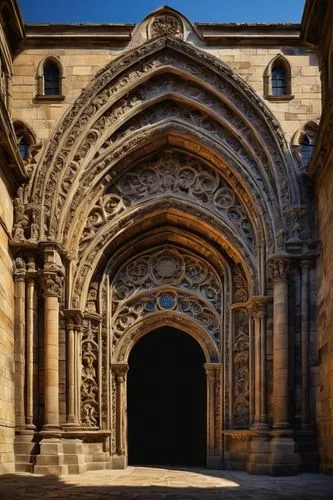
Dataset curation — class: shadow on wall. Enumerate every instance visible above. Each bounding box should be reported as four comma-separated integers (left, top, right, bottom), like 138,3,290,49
1,467,333,499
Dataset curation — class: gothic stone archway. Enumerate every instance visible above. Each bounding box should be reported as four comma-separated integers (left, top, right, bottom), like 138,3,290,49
12,12,315,476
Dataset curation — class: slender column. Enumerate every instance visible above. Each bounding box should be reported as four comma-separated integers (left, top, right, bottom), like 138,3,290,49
26,258,37,429
40,255,63,431
64,310,83,426
268,257,300,475
301,260,310,429
253,309,261,425
14,257,26,430
259,305,267,424
111,363,129,469
270,258,290,430
248,311,255,426
204,363,222,468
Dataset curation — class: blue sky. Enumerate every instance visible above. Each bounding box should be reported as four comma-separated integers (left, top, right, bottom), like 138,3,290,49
19,0,306,24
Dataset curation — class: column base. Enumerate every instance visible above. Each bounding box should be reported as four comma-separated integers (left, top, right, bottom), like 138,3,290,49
269,434,300,476
34,438,68,475
14,429,38,473
62,439,87,474
111,454,127,469
247,426,271,475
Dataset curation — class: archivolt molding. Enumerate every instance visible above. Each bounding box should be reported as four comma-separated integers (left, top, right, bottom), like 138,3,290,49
113,313,221,364
64,135,272,257
27,36,299,248
75,151,256,256
70,202,257,310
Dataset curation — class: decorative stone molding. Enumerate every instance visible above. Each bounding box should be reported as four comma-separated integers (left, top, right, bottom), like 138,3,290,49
27,37,299,248
40,272,64,299
233,308,250,428
112,245,223,313
13,256,26,280
81,316,100,428
148,14,183,39
268,257,290,283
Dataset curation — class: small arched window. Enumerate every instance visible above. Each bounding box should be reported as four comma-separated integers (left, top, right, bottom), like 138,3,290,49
44,60,60,96
18,136,30,160
14,121,36,162
35,57,64,101
291,121,318,167
264,55,293,101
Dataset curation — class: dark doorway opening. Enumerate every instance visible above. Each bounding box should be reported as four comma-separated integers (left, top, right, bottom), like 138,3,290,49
128,327,206,466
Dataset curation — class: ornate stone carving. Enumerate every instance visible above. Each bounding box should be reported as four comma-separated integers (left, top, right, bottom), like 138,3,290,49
13,256,26,280
233,309,249,428
149,14,183,39
232,265,249,303
112,289,221,346
28,38,297,248
85,282,99,313
40,272,64,299
269,257,290,283
81,318,100,427
77,151,255,253
112,246,222,313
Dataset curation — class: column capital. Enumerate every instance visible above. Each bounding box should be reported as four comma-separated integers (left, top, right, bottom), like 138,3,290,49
13,256,26,281
300,259,312,270
112,363,129,381
268,256,290,283
41,271,64,299
26,256,38,280
204,362,221,375
64,309,84,330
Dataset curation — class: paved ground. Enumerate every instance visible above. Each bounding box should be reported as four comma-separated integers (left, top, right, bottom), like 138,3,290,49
1,467,333,499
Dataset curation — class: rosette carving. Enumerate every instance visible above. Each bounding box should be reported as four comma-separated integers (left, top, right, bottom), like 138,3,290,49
112,246,222,313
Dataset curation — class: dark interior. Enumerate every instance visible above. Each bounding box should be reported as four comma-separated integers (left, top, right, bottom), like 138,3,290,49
128,327,206,466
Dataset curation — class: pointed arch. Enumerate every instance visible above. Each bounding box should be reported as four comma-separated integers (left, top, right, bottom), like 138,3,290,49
291,119,319,166
264,54,294,101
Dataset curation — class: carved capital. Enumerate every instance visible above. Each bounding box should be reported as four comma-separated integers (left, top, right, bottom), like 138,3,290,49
13,257,26,281
300,259,311,270
204,363,220,376
252,302,266,318
41,272,64,299
112,363,129,382
64,309,84,331
269,257,290,283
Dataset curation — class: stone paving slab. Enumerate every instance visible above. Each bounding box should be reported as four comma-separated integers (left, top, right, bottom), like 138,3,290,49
0,467,333,499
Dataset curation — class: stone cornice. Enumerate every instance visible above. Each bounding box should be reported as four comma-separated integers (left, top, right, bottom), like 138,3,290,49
22,22,302,49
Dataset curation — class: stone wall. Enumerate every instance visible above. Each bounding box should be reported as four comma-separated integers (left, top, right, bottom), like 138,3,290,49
11,46,321,143
0,175,15,473
316,172,333,473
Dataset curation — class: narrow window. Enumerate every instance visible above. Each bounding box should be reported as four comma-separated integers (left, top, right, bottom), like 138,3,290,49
18,136,30,159
300,134,314,164
44,60,60,96
272,64,287,96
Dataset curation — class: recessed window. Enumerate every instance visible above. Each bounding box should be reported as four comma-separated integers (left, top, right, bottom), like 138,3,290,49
44,60,60,96
291,121,318,167
35,56,64,101
272,64,287,96
300,135,315,164
18,136,30,160
264,55,293,101
14,121,36,162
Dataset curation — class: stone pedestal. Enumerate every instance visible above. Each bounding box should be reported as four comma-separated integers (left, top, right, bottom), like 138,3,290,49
35,438,68,475
111,454,128,469
62,439,87,474
14,430,38,473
